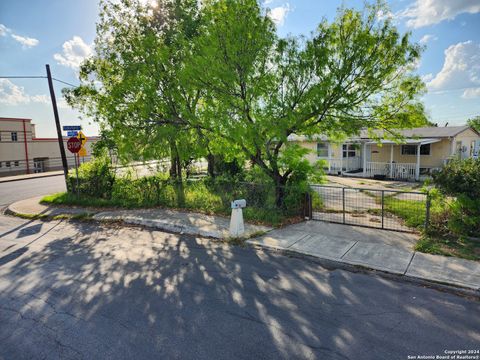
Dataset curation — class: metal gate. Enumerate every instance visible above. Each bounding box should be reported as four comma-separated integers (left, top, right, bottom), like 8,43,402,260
307,185,430,233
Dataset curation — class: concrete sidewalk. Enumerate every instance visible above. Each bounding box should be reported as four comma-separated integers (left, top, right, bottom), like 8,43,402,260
248,221,480,291
0,171,64,183
6,196,271,240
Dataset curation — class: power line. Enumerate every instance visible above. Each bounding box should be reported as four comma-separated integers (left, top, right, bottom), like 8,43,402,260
52,78,78,87
0,75,46,79
0,75,78,87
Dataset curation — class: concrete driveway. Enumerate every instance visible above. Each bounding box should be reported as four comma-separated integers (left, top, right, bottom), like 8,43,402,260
1,215,479,359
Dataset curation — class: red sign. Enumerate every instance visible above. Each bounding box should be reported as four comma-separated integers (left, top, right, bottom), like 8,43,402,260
67,137,82,153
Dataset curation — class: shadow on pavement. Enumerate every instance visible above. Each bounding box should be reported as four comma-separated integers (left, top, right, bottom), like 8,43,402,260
0,220,478,360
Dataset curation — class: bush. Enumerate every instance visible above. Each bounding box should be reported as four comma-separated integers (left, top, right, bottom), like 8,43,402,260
431,158,480,237
432,157,480,198
62,160,311,226
68,156,115,198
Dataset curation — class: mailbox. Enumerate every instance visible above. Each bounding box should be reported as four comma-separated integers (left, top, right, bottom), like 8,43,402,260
231,199,247,209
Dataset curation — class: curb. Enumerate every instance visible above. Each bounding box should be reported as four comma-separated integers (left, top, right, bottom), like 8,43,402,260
247,241,480,298
0,172,64,184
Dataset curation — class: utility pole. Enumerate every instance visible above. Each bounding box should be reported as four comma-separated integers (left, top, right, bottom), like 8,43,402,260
46,64,69,183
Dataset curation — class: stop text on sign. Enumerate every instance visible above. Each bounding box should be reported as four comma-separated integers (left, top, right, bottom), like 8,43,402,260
67,137,82,153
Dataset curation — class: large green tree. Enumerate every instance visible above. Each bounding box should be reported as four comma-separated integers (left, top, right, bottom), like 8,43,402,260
65,0,206,187
68,0,427,207
187,0,426,204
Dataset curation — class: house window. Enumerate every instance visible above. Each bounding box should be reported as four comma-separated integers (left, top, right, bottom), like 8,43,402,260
6,161,11,167
317,142,329,157
14,161,19,167
342,144,357,158
401,144,431,155
11,132,18,142
0,162,2,168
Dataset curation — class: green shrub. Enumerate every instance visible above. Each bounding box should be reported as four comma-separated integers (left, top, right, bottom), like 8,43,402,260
432,158,480,198
69,155,115,198
431,158,480,237
60,165,308,226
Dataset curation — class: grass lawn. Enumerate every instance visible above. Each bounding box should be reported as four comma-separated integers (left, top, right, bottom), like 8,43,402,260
381,195,480,261
383,196,426,228
415,235,480,261
41,192,300,227
42,192,119,208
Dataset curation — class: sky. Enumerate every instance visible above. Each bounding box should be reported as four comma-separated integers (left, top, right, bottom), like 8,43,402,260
1,0,480,137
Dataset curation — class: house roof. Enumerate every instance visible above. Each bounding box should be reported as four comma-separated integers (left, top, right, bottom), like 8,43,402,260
365,138,441,145
360,125,473,139
288,125,476,143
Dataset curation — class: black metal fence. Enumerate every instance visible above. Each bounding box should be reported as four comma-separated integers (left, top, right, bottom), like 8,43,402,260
307,185,429,233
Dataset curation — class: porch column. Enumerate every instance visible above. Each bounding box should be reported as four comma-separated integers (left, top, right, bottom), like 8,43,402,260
415,144,421,181
363,142,367,177
389,144,394,178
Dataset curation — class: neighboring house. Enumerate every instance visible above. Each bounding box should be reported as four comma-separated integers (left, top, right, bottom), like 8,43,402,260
289,125,480,181
0,117,97,177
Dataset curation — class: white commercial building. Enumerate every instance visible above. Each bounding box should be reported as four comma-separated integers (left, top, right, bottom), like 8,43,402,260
0,117,98,177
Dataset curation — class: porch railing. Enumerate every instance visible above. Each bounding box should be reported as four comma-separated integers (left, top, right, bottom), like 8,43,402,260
325,157,362,174
365,162,417,180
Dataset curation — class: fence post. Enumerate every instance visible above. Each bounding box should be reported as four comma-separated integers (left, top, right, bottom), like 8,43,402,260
425,191,431,231
381,190,385,229
304,192,312,220
342,187,346,224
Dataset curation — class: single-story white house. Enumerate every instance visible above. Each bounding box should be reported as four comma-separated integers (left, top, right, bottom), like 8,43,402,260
289,125,480,181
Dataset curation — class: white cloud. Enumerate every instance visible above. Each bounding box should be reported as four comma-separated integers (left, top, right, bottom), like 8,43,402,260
462,87,480,99
0,24,10,36
54,36,92,69
401,0,480,28
11,34,39,48
0,24,38,48
419,34,437,44
30,94,50,104
268,3,290,26
427,41,480,97
0,79,30,105
0,79,50,105
421,73,434,83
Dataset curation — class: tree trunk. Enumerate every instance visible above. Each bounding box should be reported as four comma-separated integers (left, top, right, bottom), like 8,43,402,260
169,142,178,179
274,174,287,209
207,153,215,178
169,140,185,207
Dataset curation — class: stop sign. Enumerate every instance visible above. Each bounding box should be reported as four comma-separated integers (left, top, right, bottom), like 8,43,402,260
67,137,82,153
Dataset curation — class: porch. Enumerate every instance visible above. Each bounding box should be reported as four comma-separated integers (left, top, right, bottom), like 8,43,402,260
362,138,442,181
321,138,443,181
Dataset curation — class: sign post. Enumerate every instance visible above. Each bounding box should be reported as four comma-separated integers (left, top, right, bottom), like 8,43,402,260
67,137,82,197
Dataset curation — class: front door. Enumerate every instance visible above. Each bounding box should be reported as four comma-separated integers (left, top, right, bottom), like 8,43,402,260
33,158,46,173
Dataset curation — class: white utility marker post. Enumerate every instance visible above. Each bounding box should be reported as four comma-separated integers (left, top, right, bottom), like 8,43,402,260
230,199,246,237
415,144,421,181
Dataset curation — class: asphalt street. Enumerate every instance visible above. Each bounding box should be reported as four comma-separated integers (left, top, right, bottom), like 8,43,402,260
0,175,66,207
0,213,479,360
